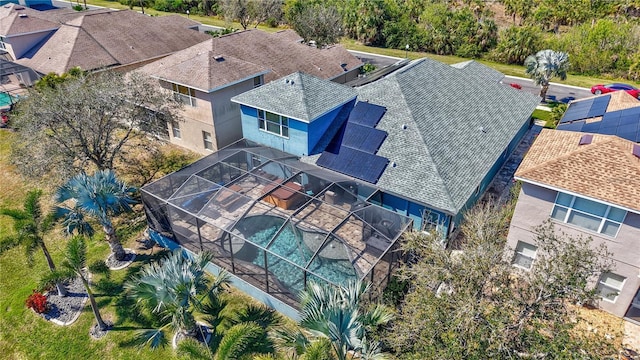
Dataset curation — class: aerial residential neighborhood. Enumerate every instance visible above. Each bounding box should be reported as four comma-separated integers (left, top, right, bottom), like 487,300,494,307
1,0,639,359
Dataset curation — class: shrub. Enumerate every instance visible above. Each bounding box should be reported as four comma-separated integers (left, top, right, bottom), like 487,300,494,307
26,291,49,314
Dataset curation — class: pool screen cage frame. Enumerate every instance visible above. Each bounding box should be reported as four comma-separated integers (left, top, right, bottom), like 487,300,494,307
141,140,412,308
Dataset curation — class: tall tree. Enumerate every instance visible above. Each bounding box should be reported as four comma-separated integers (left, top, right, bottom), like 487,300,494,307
54,170,136,261
275,281,393,360
287,3,343,47
0,190,67,296
10,70,179,182
389,202,616,359
524,49,570,101
125,250,230,348
221,0,282,29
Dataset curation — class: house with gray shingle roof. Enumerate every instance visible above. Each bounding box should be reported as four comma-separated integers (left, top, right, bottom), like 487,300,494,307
230,58,539,237
506,129,640,321
136,29,362,154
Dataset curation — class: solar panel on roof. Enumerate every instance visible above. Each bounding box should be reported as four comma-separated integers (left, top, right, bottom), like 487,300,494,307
342,123,387,154
317,147,388,183
581,122,601,132
348,102,387,127
617,132,637,142
561,96,611,123
598,127,618,135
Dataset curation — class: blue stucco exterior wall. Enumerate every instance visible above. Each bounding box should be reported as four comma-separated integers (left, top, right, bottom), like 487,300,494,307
370,191,451,237
307,100,356,154
240,105,308,156
240,101,355,157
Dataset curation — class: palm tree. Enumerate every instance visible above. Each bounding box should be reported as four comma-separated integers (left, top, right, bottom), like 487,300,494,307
175,297,280,359
55,170,136,261
276,281,393,360
524,49,570,101
60,236,108,331
0,190,67,297
125,250,230,348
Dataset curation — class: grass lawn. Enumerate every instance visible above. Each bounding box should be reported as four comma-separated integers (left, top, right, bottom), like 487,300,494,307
0,131,280,359
531,109,551,122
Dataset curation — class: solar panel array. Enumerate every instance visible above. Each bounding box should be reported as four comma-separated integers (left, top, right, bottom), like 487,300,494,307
556,106,640,143
560,95,611,124
317,102,389,183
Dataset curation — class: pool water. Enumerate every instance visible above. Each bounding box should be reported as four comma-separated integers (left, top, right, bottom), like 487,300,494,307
236,216,357,293
0,93,15,107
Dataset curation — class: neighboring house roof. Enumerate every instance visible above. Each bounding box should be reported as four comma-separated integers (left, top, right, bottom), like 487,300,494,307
137,39,269,93
0,4,58,36
556,91,640,142
304,58,539,215
15,10,210,74
142,28,362,89
515,129,640,213
451,60,505,83
232,71,357,123
272,29,303,43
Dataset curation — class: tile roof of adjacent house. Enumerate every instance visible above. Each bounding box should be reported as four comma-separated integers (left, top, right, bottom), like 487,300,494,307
302,58,539,215
0,4,58,35
15,10,210,74
515,129,640,212
137,39,269,92
231,72,357,123
142,29,361,88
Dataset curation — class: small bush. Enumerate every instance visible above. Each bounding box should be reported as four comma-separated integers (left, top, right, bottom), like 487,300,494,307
26,291,49,314
361,63,376,74
265,17,278,28
89,260,110,276
72,4,84,11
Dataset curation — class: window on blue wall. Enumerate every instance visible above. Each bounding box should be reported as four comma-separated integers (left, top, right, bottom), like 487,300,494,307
258,109,289,138
550,192,626,237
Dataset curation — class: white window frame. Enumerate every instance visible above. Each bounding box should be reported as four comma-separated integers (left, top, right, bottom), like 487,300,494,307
597,272,625,303
202,131,213,151
171,121,181,139
257,109,289,138
550,192,626,237
512,241,537,270
171,83,197,107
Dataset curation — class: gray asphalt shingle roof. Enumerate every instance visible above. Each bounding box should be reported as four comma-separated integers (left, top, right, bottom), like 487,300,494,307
231,72,357,123
354,59,539,214
450,60,505,83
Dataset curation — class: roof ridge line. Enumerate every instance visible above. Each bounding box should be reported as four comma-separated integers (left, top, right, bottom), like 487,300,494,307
517,134,617,178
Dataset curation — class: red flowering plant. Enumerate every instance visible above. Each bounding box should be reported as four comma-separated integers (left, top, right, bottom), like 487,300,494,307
26,291,49,314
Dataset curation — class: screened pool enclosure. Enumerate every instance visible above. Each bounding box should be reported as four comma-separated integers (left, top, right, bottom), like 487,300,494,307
141,141,412,308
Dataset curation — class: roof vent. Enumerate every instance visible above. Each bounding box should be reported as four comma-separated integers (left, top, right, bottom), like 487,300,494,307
213,55,224,62
340,63,348,71
391,162,397,168
15,6,24,9
18,13,27,18
290,80,294,85
579,134,593,145
478,126,487,133
633,144,640,159
402,124,407,130
284,79,289,84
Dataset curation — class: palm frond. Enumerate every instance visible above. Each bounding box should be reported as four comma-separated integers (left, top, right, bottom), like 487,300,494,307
0,235,21,255
215,322,273,360
135,328,168,349
176,337,212,360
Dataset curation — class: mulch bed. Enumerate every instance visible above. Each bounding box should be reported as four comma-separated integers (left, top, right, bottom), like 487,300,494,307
42,276,88,326
105,249,136,270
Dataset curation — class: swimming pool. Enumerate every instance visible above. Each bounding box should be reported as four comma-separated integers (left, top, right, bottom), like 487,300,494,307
0,93,15,107
232,215,357,293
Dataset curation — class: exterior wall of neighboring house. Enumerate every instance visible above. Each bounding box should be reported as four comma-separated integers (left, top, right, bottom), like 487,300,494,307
161,80,216,154
3,31,54,60
506,182,640,318
210,77,258,150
